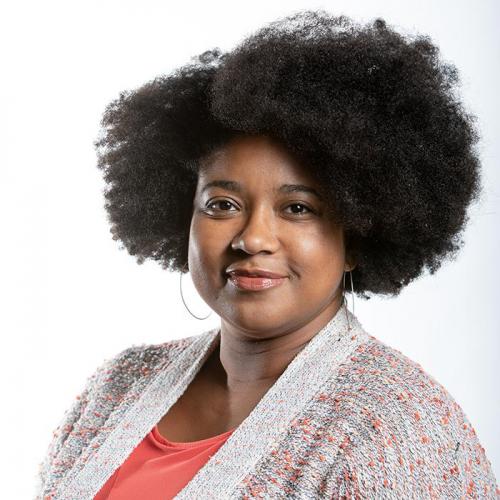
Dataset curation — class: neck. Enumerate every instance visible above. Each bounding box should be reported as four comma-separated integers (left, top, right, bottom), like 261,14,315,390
211,295,344,396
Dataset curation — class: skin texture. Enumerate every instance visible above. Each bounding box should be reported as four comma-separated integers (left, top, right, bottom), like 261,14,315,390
184,134,355,425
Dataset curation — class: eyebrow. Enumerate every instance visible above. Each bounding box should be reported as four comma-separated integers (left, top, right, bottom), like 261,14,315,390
201,180,324,200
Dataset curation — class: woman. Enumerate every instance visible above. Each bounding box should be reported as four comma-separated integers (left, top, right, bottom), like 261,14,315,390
35,10,498,499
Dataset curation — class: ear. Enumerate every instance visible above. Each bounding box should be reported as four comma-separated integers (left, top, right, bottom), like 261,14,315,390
344,262,356,272
344,252,357,272
343,231,357,272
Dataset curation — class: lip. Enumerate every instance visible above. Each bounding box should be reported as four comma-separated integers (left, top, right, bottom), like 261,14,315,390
225,267,288,279
226,273,287,291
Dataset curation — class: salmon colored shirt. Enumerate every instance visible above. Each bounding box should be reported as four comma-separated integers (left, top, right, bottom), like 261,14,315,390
93,424,237,499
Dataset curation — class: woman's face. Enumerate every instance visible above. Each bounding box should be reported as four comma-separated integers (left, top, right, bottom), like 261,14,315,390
188,134,351,337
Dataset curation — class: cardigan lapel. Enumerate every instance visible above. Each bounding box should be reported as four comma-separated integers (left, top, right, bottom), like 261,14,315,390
58,303,368,499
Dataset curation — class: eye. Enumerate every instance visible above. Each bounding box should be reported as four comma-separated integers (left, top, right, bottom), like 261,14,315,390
206,199,237,211
284,202,314,216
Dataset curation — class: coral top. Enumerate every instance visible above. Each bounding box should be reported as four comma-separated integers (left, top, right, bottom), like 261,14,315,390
93,424,237,500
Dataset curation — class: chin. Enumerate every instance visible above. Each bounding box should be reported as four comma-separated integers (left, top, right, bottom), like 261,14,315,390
223,306,290,330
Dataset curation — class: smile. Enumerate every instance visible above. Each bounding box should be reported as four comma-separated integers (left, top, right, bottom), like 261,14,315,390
226,273,287,291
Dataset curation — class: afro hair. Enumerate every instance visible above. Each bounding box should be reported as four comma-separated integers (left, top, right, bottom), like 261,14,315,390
94,9,482,300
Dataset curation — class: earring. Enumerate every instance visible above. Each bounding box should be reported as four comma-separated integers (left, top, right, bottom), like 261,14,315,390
179,262,212,320
342,269,355,331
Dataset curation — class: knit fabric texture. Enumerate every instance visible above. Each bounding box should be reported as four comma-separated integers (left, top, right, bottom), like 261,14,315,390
34,304,499,499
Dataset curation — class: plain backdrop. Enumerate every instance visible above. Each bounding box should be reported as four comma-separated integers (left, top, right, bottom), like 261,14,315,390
1,0,498,497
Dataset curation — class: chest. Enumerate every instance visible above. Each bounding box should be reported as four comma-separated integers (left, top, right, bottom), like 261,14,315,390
155,375,271,443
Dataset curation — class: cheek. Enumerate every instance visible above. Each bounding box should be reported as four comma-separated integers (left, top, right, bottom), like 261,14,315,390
189,213,229,246
289,229,345,278
189,215,219,256
188,215,227,282
293,240,345,302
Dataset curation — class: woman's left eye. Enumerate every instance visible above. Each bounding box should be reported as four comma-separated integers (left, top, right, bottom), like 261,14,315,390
284,203,314,215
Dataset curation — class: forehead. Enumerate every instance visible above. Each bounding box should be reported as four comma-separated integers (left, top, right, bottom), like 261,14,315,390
198,135,320,187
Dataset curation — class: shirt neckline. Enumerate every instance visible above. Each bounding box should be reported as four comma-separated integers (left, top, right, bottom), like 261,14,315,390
151,424,237,449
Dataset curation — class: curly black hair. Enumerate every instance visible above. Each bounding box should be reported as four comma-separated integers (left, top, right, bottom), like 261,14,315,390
94,9,482,300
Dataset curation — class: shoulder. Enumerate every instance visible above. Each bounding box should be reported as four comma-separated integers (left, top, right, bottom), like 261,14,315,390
105,334,197,371
326,335,499,497
344,335,476,439
93,332,204,392
34,331,209,498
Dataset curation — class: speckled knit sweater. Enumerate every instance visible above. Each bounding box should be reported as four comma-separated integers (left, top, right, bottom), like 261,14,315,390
35,304,498,499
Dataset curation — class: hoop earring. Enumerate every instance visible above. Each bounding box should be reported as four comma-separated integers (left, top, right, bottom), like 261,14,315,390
342,270,355,331
179,262,212,320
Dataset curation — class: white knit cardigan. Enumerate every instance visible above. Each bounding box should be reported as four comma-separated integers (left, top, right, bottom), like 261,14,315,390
35,304,499,499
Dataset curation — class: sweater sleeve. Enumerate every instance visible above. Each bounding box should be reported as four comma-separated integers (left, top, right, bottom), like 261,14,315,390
33,353,117,500
33,339,184,500
321,337,500,498
323,390,499,498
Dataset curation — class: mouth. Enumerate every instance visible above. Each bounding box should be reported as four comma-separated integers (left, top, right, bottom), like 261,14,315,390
224,271,288,291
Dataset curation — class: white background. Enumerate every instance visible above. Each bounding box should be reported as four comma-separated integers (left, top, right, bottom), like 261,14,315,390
1,0,498,497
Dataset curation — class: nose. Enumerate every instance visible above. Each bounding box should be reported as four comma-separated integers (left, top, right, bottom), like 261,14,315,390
231,205,280,254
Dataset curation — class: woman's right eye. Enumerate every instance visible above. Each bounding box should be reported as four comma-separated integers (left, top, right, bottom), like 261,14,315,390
206,200,237,211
